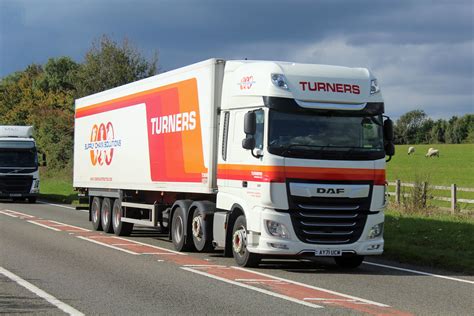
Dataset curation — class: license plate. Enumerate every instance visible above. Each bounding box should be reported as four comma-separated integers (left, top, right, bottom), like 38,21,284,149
315,249,342,256
9,193,22,197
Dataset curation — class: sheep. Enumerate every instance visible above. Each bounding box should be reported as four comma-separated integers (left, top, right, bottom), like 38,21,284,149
425,148,440,157
408,146,415,155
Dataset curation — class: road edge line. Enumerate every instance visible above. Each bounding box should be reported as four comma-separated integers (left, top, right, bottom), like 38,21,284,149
0,266,84,316
363,261,474,285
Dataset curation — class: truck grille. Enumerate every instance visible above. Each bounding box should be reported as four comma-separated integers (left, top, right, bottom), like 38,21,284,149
287,183,372,245
0,175,33,194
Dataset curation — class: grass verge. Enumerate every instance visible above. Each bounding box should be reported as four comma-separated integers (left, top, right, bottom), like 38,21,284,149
383,209,474,274
39,168,79,204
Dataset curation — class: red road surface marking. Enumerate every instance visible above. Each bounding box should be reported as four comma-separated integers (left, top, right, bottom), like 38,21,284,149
4,209,414,315
183,266,413,315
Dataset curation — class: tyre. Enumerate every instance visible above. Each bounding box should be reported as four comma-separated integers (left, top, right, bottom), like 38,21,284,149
191,207,213,252
91,197,103,231
232,215,261,267
334,255,364,269
101,198,114,233
27,197,37,203
171,206,194,252
112,199,133,236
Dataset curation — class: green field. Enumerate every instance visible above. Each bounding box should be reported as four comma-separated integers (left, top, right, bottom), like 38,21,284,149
387,144,474,187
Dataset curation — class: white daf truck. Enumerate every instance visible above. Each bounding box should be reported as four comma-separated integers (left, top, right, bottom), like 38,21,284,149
73,59,395,267
0,126,42,203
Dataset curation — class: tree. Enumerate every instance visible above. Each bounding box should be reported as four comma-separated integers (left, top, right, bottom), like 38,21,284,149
1,35,159,171
75,35,158,97
394,110,428,144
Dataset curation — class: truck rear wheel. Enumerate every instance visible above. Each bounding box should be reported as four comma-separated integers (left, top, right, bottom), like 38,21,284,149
334,255,364,269
171,206,193,252
232,215,261,267
101,198,114,233
91,197,102,231
191,208,213,252
112,199,133,236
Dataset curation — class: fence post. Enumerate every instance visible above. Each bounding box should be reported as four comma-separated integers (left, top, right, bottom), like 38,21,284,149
451,184,457,214
395,180,401,204
422,181,427,207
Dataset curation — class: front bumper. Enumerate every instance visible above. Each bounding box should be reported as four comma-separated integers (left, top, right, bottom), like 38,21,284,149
246,208,384,256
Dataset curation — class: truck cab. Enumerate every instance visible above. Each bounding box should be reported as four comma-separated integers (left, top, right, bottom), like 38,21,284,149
0,126,41,203
214,61,394,267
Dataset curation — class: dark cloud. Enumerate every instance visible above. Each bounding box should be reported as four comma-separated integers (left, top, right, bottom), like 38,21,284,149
0,0,472,118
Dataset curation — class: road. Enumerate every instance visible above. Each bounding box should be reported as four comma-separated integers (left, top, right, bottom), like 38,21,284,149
1,201,473,315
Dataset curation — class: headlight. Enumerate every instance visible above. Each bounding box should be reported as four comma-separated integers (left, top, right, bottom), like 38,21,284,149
370,79,380,94
265,220,290,239
271,74,289,90
368,223,384,239
34,179,40,188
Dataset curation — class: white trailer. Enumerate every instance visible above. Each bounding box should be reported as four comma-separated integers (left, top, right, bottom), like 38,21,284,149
0,126,42,203
74,59,395,267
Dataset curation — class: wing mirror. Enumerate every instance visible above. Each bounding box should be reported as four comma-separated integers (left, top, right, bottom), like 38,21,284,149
383,117,395,161
242,111,256,150
383,118,394,142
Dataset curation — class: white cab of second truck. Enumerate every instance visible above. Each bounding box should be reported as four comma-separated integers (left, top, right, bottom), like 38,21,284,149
0,126,41,203
73,59,395,268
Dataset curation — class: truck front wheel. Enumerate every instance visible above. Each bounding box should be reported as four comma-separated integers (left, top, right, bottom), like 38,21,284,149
232,215,261,267
101,198,114,233
334,255,364,269
91,197,102,231
112,199,133,236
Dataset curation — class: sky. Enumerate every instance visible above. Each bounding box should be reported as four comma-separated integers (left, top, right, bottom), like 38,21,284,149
0,0,473,119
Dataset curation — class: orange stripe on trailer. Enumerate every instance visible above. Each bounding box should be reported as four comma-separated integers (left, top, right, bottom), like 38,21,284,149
217,164,385,185
75,79,197,118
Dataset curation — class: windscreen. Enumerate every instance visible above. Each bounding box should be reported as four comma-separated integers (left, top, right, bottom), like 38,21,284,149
0,141,38,167
268,110,384,160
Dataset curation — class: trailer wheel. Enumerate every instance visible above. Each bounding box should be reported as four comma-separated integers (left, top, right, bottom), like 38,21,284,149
91,197,103,231
112,199,133,236
101,198,114,233
171,206,193,252
232,215,261,267
334,255,364,269
191,208,213,252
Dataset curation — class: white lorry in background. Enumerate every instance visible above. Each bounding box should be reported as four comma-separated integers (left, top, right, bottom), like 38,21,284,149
0,126,43,203
73,59,395,268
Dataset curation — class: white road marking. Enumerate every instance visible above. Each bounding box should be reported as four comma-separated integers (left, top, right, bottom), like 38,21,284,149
0,209,35,218
181,267,323,309
0,211,18,218
233,266,390,307
141,252,178,255
363,261,474,285
27,221,61,231
76,236,139,255
112,236,186,255
38,201,87,212
183,264,226,268
0,266,84,316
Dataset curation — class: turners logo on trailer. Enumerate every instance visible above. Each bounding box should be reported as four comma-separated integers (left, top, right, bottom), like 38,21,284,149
84,122,122,166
